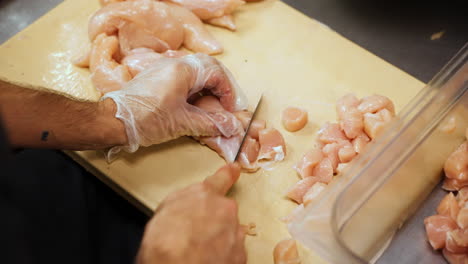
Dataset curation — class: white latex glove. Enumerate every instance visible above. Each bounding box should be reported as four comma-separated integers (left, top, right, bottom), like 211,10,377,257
102,53,247,160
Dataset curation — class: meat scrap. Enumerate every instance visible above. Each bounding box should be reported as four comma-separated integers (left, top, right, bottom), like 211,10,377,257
273,239,301,264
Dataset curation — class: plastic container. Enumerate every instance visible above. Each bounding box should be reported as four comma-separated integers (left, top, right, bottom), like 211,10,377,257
289,43,468,263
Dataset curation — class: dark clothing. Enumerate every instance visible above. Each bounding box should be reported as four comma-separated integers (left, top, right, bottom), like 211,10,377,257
0,121,147,264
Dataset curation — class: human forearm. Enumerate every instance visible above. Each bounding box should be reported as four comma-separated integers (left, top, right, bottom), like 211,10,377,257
0,79,127,150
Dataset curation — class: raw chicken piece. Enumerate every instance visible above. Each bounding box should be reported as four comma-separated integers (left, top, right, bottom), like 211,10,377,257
286,177,319,204
358,94,395,115
207,15,236,31
164,0,244,21
363,109,394,139
233,111,266,140
168,2,224,54
443,248,468,264
87,33,132,93
322,140,355,172
322,143,340,171
303,182,326,206
199,135,242,162
336,94,363,139
273,239,301,264
458,207,468,229
338,140,356,163
352,132,371,154
312,158,334,183
437,192,461,220
89,0,223,55
317,122,348,144
444,178,468,192
122,49,188,77
458,188,468,206
294,148,323,178
194,96,243,137
281,204,304,223
444,142,468,182
258,128,286,161
424,215,458,250
248,120,267,140
446,229,468,254
238,136,260,172
282,107,308,132
336,163,349,175
233,110,252,128
194,96,244,162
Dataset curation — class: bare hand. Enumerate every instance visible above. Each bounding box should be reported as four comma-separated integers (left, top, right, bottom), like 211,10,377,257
136,163,247,264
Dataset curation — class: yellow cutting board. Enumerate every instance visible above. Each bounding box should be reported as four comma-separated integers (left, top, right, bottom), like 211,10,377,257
0,0,425,263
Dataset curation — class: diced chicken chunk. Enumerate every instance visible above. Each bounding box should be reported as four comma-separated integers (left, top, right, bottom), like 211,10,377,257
286,177,319,204
424,215,458,250
282,106,308,132
258,128,286,161
294,148,323,178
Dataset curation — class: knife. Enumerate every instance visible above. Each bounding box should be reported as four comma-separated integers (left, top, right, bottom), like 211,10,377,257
234,95,263,161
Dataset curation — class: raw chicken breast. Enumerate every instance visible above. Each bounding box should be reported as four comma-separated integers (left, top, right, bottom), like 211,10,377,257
303,182,326,206
446,229,468,254
286,177,319,204
358,94,395,115
336,94,363,139
87,33,131,93
122,48,188,77
312,158,334,183
444,142,468,182
164,0,244,21
294,148,323,178
194,96,244,162
443,248,468,264
273,239,301,264
258,128,286,161
424,215,458,250
233,110,253,128
282,107,308,132
317,122,348,144
207,15,236,31
194,96,243,137
89,0,223,55
437,192,461,220
198,135,242,162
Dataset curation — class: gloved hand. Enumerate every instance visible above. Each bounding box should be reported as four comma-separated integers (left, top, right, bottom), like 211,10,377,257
102,53,247,160
136,163,246,264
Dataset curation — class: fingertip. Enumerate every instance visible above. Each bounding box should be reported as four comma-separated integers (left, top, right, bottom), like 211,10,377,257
204,163,241,195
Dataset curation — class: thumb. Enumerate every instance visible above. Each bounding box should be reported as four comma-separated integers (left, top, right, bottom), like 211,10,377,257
204,163,241,195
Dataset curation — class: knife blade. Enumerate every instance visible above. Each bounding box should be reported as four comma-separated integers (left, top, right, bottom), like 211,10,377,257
234,95,263,161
